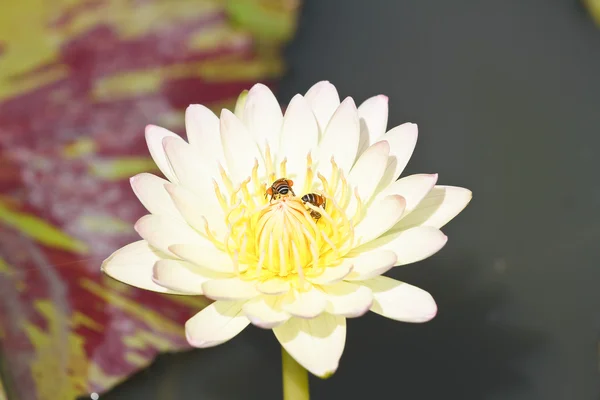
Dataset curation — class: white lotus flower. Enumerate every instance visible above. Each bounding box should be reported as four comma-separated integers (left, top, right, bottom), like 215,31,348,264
102,81,471,378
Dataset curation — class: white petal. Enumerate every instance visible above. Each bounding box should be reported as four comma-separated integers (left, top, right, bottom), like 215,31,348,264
186,301,250,348
317,97,360,178
134,214,207,256
355,226,447,266
282,287,327,318
164,183,227,237
242,83,284,155
304,81,340,134
162,136,214,198
202,277,259,301
220,109,264,185
145,125,181,183
130,173,182,220
357,95,389,155
185,104,224,175
374,173,438,213
273,314,346,378
354,195,406,245
164,183,209,230
307,261,352,285
234,90,248,119
168,244,239,274
325,281,373,318
279,94,319,192
153,259,227,294
101,240,183,294
256,278,291,295
347,140,390,206
394,185,473,230
375,123,418,190
242,295,290,329
343,250,397,281
362,276,437,323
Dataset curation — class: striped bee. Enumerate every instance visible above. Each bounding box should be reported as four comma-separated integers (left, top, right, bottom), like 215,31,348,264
301,193,326,220
266,178,295,201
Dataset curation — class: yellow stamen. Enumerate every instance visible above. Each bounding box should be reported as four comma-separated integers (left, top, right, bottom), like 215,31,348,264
317,173,329,194
201,216,224,251
338,173,351,210
204,153,358,286
218,163,234,196
303,152,314,194
213,180,228,211
328,157,340,194
292,240,304,286
351,188,364,226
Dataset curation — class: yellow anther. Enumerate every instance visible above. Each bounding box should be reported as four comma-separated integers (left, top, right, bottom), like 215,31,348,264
212,179,228,212
351,188,363,226
218,163,234,196
317,173,329,194
329,157,340,193
265,143,274,179
208,153,356,284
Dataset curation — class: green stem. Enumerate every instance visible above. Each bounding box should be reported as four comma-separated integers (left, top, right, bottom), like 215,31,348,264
282,347,310,400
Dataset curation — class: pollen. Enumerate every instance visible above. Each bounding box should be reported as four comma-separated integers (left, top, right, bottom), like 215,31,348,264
203,152,362,287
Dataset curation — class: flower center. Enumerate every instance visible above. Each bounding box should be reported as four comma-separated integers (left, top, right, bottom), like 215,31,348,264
203,146,363,285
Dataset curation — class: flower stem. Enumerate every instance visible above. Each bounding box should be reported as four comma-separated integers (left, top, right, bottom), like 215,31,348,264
282,347,310,400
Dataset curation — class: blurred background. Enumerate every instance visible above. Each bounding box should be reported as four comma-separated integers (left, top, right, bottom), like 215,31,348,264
1,1,599,399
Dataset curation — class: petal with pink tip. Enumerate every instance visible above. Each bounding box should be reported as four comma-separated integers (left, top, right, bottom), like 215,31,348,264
242,83,284,155
101,240,184,294
375,123,418,190
130,173,182,220
317,97,360,178
162,136,214,199
362,276,437,323
185,104,224,176
304,81,340,134
279,94,319,192
357,95,389,155
395,185,473,230
145,125,181,183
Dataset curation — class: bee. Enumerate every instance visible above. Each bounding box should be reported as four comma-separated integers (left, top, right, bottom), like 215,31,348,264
266,178,295,201
301,193,326,220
